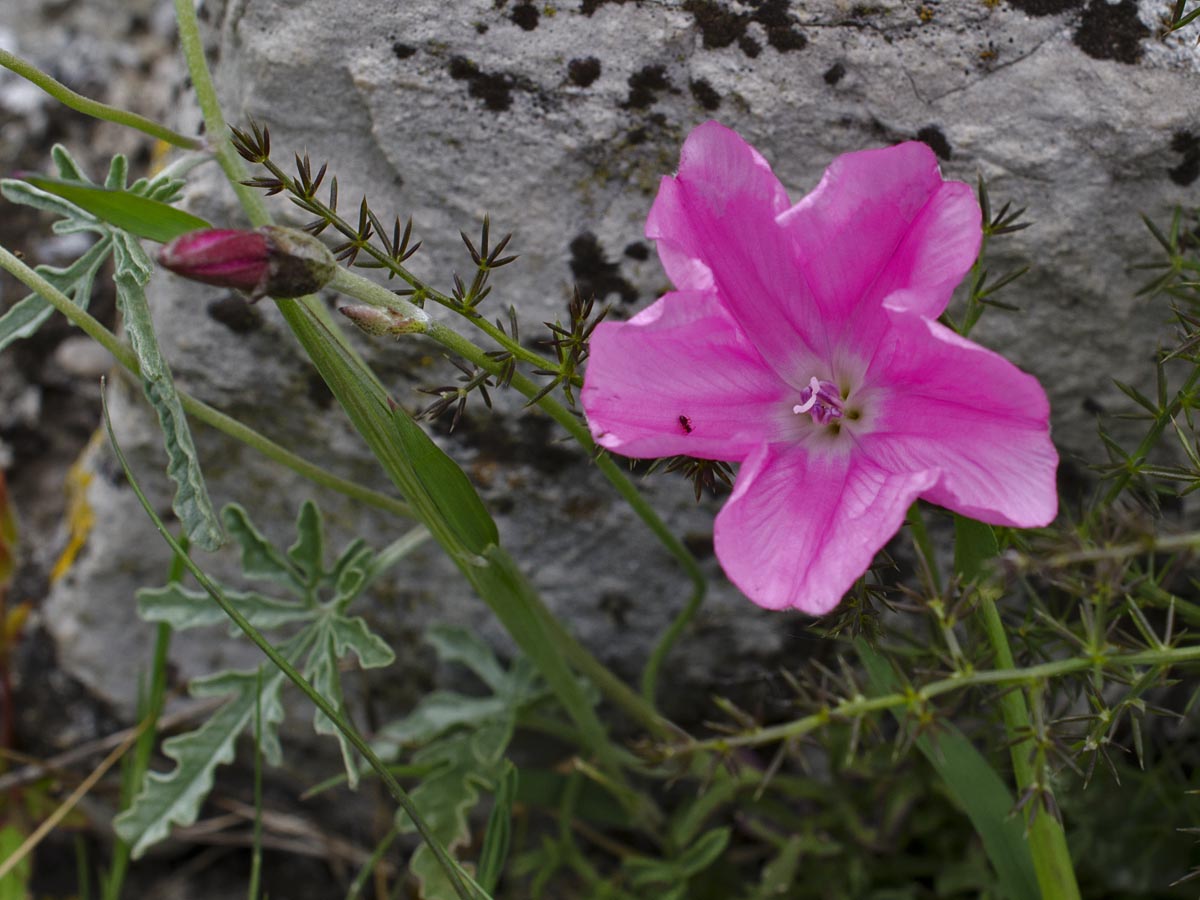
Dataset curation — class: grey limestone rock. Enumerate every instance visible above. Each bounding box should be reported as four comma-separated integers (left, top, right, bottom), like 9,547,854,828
36,0,1200,721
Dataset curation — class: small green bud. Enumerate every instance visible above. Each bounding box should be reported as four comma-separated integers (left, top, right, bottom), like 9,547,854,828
338,305,427,337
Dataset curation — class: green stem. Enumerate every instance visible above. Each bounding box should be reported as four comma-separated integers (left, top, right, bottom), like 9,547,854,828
100,389,484,900
346,823,400,900
905,503,943,593
1102,365,1200,504
425,317,696,733
103,546,183,900
0,49,201,150
331,267,693,732
976,595,1080,900
681,641,1200,754
0,245,414,520
170,2,269,225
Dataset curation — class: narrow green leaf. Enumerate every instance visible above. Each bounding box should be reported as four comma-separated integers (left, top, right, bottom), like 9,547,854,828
755,834,803,897
19,174,210,243
0,825,32,900
953,515,1000,583
675,826,731,876
476,763,518,893
390,405,498,556
857,642,1039,900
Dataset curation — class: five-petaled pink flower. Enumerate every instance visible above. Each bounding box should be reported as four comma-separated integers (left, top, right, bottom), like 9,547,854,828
581,122,1058,614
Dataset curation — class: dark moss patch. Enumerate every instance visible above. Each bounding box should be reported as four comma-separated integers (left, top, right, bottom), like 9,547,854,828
755,0,807,51
683,0,746,48
568,56,602,87
823,62,846,85
1169,131,1200,186
623,64,671,109
1073,0,1148,64
569,233,638,304
511,2,539,30
580,0,634,13
738,35,762,57
448,56,517,112
1006,0,1083,14
682,0,804,55
689,77,721,111
916,125,952,161
391,42,416,59
623,241,650,261
206,295,263,334
475,21,489,33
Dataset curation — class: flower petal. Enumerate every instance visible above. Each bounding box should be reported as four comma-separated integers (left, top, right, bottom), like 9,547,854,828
777,142,979,338
858,312,1059,528
714,444,936,613
581,291,790,461
646,121,822,380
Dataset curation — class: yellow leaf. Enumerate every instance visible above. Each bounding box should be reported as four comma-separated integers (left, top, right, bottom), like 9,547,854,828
50,430,101,584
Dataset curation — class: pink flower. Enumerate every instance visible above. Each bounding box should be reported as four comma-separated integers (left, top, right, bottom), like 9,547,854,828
581,122,1058,614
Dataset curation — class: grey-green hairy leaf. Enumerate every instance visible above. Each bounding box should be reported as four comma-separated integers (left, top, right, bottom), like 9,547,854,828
223,504,305,591
124,502,416,854
137,583,311,632
374,626,547,900
3,145,222,551
113,650,295,858
0,236,110,352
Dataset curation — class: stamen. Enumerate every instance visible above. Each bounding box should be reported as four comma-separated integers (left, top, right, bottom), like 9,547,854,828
792,376,844,426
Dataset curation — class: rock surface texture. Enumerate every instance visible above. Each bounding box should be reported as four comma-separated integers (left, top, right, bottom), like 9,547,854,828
30,0,1200,720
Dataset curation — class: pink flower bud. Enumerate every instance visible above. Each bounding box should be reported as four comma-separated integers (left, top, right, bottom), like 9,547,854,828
158,229,270,294
158,226,337,300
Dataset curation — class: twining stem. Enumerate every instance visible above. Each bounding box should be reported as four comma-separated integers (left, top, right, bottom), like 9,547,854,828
0,245,415,521
0,49,202,150
100,388,483,900
977,595,1080,900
